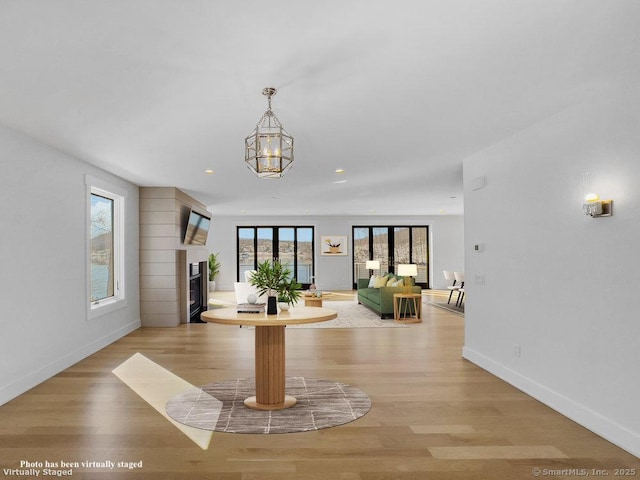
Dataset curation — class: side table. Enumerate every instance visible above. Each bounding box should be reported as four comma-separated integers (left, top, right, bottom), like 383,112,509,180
393,293,422,323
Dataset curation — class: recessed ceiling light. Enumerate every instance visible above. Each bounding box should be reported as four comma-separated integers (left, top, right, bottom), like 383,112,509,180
204,169,214,175
333,180,348,184
439,209,445,214
335,169,345,174
370,209,376,213
240,210,246,214
449,195,456,199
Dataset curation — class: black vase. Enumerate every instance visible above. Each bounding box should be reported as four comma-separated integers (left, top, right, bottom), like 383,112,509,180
267,296,278,315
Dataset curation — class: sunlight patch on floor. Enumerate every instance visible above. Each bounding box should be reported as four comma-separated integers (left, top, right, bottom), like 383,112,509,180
112,352,216,450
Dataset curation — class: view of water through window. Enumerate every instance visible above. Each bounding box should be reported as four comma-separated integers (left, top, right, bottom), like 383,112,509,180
237,226,314,286
352,226,429,288
90,193,114,302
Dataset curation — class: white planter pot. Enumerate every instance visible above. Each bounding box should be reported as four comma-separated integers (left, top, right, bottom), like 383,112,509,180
278,302,290,311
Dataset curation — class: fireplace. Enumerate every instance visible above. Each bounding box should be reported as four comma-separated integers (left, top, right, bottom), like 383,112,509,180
189,262,207,323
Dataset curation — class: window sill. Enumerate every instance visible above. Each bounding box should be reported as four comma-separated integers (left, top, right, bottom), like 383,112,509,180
88,297,127,320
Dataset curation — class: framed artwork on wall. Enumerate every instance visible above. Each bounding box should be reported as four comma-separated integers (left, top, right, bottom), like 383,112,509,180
321,235,348,256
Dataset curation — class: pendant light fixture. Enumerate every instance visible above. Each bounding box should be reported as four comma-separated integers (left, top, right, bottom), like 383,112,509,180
244,87,294,179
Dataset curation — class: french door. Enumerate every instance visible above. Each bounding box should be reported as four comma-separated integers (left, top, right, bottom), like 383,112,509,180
237,226,315,288
352,225,429,288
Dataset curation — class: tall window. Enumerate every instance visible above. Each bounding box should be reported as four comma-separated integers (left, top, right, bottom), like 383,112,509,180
237,226,314,288
87,176,126,318
90,192,115,301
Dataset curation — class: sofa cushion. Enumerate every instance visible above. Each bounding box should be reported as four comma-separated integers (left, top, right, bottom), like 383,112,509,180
396,276,415,286
373,275,389,288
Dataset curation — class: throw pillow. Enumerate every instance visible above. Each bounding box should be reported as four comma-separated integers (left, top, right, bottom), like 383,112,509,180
368,275,378,288
373,275,389,288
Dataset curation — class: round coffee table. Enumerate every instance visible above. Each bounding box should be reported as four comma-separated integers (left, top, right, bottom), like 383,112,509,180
200,306,337,410
303,292,334,307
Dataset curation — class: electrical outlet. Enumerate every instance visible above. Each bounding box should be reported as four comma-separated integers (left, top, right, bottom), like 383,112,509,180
513,344,521,358
474,274,485,285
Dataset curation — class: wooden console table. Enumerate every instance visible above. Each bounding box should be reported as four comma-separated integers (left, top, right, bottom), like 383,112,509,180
200,306,337,410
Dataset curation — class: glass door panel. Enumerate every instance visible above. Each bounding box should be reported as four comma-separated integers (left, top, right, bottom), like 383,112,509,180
372,227,390,274
353,227,371,282
238,227,255,281
278,227,295,277
257,228,274,265
296,227,313,285
393,227,410,273
412,227,428,285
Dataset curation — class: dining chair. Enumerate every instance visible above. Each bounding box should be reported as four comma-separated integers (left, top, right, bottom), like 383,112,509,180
454,271,465,306
444,270,458,304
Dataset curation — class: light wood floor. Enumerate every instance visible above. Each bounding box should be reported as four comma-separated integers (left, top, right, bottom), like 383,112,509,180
1,291,638,479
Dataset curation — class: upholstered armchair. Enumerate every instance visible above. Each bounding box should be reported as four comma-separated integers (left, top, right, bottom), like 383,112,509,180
233,270,266,304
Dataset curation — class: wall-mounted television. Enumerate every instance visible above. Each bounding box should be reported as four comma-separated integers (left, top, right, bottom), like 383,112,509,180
183,209,211,246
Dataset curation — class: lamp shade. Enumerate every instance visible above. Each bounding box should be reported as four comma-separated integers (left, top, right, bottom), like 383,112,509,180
365,260,380,270
397,264,417,277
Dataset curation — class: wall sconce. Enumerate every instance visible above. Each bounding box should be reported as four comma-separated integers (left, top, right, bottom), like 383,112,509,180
583,193,613,217
582,172,613,218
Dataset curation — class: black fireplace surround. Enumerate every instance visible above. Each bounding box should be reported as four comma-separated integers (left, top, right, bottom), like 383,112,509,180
189,262,207,323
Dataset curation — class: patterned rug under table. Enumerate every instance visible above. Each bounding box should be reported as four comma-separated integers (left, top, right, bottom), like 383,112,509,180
165,376,371,434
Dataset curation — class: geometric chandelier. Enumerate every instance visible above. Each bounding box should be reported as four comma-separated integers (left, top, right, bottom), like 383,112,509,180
244,87,294,179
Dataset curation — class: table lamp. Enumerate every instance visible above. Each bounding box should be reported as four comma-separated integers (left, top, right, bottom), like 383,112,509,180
365,260,380,277
397,264,417,293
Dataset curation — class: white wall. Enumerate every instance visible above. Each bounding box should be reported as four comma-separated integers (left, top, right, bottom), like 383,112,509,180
0,125,140,406
208,215,464,292
462,86,640,457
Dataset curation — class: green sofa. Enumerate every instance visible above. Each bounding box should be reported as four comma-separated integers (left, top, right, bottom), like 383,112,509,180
357,275,422,319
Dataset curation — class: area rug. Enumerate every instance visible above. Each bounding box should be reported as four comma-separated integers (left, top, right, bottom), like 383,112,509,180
165,376,371,434
428,301,464,315
283,300,407,328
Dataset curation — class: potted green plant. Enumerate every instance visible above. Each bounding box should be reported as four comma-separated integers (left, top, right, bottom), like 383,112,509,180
208,252,221,292
250,260,301,314
277,277,302,311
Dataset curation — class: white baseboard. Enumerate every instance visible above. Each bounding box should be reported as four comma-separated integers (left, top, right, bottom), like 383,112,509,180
0,320,140,406
462,346,640,459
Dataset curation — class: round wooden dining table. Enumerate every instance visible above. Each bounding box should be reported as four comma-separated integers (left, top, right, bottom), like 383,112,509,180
200,306,337,410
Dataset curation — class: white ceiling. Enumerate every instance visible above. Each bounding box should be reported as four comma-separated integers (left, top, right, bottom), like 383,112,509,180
1,0,639,216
